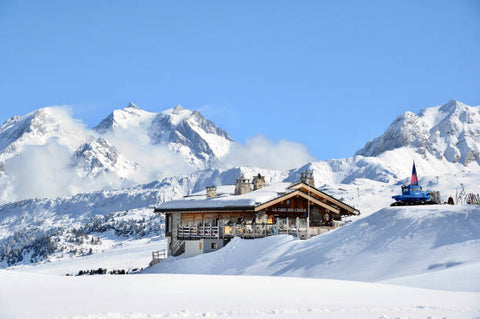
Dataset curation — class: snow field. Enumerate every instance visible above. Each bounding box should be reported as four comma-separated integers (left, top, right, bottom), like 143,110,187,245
12,235,167,276
1,271,479,319
1,205,480,318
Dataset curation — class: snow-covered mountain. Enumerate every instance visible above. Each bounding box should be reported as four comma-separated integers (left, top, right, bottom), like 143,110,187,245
73,137,137,179
356,99,480,165
0,103,235,202
95,103,234,168
0,107,88,161
0,99,479,269
93,102,155,133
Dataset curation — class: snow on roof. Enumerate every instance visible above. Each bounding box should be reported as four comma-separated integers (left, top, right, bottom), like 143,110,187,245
158,182,293,210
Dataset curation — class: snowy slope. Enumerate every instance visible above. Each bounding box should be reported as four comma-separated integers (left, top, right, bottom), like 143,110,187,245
0,165,290,268
1,271,479,319
147,205,480,292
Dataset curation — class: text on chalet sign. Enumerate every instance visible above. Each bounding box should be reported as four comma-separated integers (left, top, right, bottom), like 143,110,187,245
271,208,307,213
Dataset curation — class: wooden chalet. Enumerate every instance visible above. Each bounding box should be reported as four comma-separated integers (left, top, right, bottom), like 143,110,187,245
155,171,359,257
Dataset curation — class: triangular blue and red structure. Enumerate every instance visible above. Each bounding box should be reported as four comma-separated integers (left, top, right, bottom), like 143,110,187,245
410,161,418,186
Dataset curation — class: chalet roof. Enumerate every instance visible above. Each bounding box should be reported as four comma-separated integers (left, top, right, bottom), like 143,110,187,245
158,183,291,211
155,182,360,215
288,183,358,213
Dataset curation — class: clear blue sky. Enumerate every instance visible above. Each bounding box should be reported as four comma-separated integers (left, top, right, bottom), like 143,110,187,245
1,0,479,160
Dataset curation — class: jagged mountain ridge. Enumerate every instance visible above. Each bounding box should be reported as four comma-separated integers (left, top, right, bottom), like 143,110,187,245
0,107,88,162
95,103,234,168
356,100,480,165
0,103,234,202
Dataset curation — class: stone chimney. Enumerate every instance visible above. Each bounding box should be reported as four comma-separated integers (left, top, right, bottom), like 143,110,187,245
234,175,252,195
206,186,217,198
300,170,315,187
253,173,265,190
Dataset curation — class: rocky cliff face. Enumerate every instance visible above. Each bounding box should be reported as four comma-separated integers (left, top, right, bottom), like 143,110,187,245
73,137,138,179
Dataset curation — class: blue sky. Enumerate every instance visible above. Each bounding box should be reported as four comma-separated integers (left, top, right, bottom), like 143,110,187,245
1,0,479,160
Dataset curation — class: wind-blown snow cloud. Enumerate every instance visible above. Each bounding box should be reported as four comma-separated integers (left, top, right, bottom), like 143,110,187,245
222,135,316,170
42,106,90,150
0,106,316,202
103,126,193,183
4,138,78,200
0,108,194,202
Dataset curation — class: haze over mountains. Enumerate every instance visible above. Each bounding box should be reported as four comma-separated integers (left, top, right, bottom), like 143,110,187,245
0,99,479,268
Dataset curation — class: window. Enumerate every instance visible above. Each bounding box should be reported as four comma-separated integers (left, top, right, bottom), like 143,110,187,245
210,242,218,250
167,215,172,233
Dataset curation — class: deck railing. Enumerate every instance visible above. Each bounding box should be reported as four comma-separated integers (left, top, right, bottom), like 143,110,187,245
178,225,220,239
150,249,168,266
177,217,323,240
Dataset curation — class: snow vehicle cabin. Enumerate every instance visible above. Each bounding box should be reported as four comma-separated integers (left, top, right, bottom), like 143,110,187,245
155,171,359,257
391,162,441,206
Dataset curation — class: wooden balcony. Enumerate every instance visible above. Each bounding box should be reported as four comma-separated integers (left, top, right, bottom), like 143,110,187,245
176,217,323,240
178,225,220,239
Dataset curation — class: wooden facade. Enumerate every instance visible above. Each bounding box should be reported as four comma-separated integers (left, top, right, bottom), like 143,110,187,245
155,181,359,256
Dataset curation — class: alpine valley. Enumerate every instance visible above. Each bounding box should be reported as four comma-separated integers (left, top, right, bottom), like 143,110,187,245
0,99,479,272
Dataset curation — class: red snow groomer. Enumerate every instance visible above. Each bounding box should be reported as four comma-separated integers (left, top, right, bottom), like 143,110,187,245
391,162,437,206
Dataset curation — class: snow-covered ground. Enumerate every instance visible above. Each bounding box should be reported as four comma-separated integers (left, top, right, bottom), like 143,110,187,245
10,235,166,276
2,205,479,318
1,100,479,318
147,205,480,290
1,271,479,319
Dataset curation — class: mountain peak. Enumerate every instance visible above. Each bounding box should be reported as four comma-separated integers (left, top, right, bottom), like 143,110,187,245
73,137,137,179
173,104,184,114
439,99,467,114
356,100,480,165
127,102,141,110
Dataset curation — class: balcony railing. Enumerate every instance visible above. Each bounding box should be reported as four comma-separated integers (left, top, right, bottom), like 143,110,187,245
177,217,323,240
150,249,168,266
178,225,220,239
